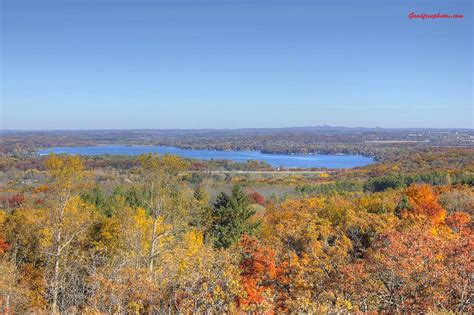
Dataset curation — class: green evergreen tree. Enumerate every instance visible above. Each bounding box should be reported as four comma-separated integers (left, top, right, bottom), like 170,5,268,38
395,195,411,218
208,185,259,248
189,185,212,230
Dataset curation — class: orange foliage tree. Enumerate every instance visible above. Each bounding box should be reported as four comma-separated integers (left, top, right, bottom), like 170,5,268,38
238,235,276,313
400,184,447,225
340,225,473,313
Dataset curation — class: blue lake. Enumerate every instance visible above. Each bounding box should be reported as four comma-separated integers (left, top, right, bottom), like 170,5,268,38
38,145,374,169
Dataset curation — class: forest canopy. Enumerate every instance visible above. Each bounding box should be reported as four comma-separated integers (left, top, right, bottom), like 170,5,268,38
0,145,473,313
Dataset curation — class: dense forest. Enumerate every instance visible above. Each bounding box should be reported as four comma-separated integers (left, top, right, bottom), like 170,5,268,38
0,134,473,313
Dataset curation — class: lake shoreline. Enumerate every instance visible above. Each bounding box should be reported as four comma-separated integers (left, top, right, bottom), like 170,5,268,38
38,145,375,169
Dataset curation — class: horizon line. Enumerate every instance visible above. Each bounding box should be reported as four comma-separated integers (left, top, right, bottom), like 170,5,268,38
1,125,473,132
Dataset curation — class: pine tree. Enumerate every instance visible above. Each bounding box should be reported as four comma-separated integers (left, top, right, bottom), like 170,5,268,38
395,195,411,218
208,185,259,249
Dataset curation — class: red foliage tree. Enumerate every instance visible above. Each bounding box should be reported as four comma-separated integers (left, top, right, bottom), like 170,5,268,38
238,235,276,312
445,212,471,232
0,236,10,255
248,191,265,206
2,194,25,209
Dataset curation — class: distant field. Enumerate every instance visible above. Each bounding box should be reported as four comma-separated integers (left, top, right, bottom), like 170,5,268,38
365,140,430,143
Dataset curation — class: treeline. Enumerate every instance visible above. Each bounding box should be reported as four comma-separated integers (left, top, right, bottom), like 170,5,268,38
2,128,473,160
0,154,473,313
364,171,474,192
296,180,364,196
0,155,273,174
296,171,474,197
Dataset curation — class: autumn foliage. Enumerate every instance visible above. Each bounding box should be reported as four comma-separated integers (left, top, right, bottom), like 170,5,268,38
402,184,447,224
248,191,265,206
341,227,473,312
1,194,24,209
238,235,276,311
0,237,9,255
0,154,472,314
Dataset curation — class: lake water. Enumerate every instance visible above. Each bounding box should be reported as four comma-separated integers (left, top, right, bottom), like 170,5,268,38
38,145,374,169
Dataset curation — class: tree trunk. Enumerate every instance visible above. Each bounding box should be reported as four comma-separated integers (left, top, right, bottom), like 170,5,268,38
51,231,61,315
148,214,158,274
51,192,68,315
5,294,10,315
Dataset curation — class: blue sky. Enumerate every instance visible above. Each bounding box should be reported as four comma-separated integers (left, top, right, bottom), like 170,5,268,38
1,0,472,129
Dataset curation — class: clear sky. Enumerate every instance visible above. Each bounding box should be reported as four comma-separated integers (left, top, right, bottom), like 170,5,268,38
1,0,472,129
